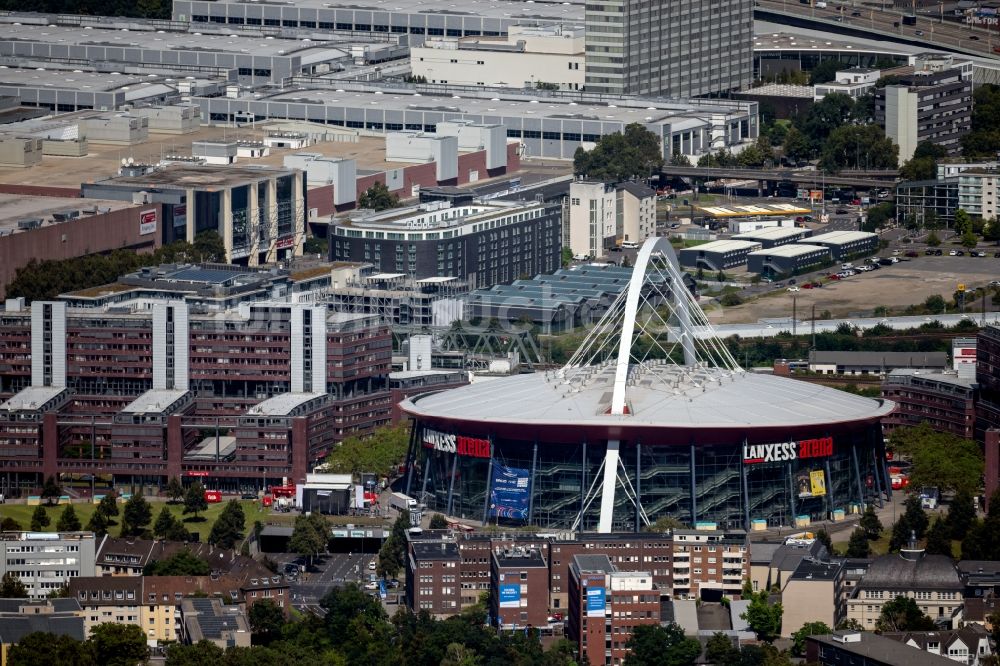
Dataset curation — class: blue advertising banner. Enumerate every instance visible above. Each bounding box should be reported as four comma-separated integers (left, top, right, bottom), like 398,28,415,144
586,587,606,617
489,464,531,520
498,584,521,608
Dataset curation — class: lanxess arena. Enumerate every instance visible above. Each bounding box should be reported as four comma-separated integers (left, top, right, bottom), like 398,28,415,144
401,238,894,532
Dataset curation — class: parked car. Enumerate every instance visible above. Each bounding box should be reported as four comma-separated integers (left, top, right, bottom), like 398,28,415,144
801,283,814,289
956,250,966,256
949,250,958,256
970,35,980,40
933,249,943,256
836,208,849,214
904,250,919,258
609,246,622,252
851,10,861,16
787,286,800,292
828,274,841,280
368,560,377,570
995,252,1000,258
925,248,936,255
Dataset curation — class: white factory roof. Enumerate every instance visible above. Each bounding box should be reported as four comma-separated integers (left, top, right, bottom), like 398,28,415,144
684,240,761,253
248,87,753,127
808,230,878,244
0,67,175,93
404,364,893,429
0,386,68,411
245,392,326,416
0,24,353,60
699,203,812,217
416,276,458,284
194,0,587,22
732,226,809,241
748,243,830,258
120,389,190,414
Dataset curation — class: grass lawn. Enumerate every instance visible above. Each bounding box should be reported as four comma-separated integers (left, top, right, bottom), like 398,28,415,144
0,499,269,541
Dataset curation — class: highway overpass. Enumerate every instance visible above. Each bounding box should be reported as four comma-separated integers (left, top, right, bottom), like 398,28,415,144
660,166,899,189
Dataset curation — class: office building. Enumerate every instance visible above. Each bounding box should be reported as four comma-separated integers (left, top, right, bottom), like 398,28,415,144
895,178,959,227
490,546,549,630
0,298,392,493
782,558,845,637
670,529,748,600
809,351,949,375
331,200,562,289
881,370,978,439
845,549,963,630
583,0,752,98
877,67,972,161
802,231,879,261
0,598,85,660
747,244,831,278
814,68,881,101
410,25,586,90
677,240,761,271
81,164,306,266
957,169,1000,220
978,325,1000,442
808,631,958,666
0,532,97,599
568,554,660,666
732,226,812,249
405,538,462,619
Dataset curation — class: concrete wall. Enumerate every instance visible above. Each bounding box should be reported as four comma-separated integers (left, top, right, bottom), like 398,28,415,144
385,132,458,181
132,105,201,134
410,42,585,90
79,115,149,145
782,578,837,637
0,203,164,298
0,137,42,167
42,139,88,157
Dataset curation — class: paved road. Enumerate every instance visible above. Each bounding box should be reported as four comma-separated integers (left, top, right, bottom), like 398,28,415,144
757,0,1000,57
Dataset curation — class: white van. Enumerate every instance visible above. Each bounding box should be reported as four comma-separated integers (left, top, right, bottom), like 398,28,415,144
815,1,827,7
621,241,639,249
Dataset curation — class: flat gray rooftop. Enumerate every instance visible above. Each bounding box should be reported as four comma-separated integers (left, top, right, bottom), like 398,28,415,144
254,87,752,126
0,67,170,93
183,0,588,23
0,193,133,234
92,163,294,189
0,24,355,60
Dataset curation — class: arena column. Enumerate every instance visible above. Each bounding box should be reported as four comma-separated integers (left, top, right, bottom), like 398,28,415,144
634,441,641,533
787,462,797,523
597,439,620,533
481,436,494,525
404,422,418,496
528,441,538,525
446,453,459,517
824,459,835,518
740,439,750,531
579,441,587,531
850,445,865,509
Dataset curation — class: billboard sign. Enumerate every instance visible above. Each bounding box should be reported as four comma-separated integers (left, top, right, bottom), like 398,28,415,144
139,209,157,236
743,437,833,465
172,204,187,228
586,587,606,617
796,469,827,498
499,584,521,608
489,465,531,520
276,235,295,249
422,428,491,458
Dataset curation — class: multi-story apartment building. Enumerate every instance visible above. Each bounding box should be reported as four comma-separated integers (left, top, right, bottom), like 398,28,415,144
583,0,752,98
0,531,97,599
782,558,846,637
567,181,656,259
957,169,1000,220
881,370,978,439
670,529,748,600
489,546,550,630
977,325,1000,442
846,549,964,630
876,64,973,161
0,296,392,493
331,200,562,290
568,554,660,666
406,538,463,619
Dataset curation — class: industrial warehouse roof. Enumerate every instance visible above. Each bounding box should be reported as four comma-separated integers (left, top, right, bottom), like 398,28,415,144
807,230,878,245
188,0,588,23
403,364,893,429
680,239,761,253
697,203,811,217
732,226,810,242
748,243,830,258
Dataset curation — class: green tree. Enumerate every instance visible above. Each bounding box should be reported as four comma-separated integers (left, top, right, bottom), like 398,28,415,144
924,294,946,314
741,585,784,642
428,514,449,529
120,494,153,537
926,230,941,247
946,490,976,537
86,509,109,537
56,504,81,532
573,123,663,182
791,621,831,657
164,641,225,666
320,583,388,642
954,209,973,236
819,124,898,173
30,505,50,531
644,515,684,532
782,126,812,163
97,493,119,522
289,514,326,567
6,632,93,666
815,528,833,554
809,59,843,85
183,482,208,520
670,152,692,166
358,182,400,211
144,548,211,576
705,632,740,666
41,476,62,506
875,596,936,632
961,229,979,249
924,517,952,556
1,516,22,530
166,476,185,503
889,423,983,496
983,217,1000,245
561,247,573,267
0,572,28,598
377,509,410,579
208,500,246,549
845,529,871,558
899,156,936,182
247,598,285,645
324,423,411,478
190,230,226,263
90,622,149,666
153,506,176,538
622,623,700,666
859,504,883,540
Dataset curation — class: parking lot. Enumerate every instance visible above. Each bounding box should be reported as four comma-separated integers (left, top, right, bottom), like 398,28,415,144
711,252,1000,324
271,550,381,615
